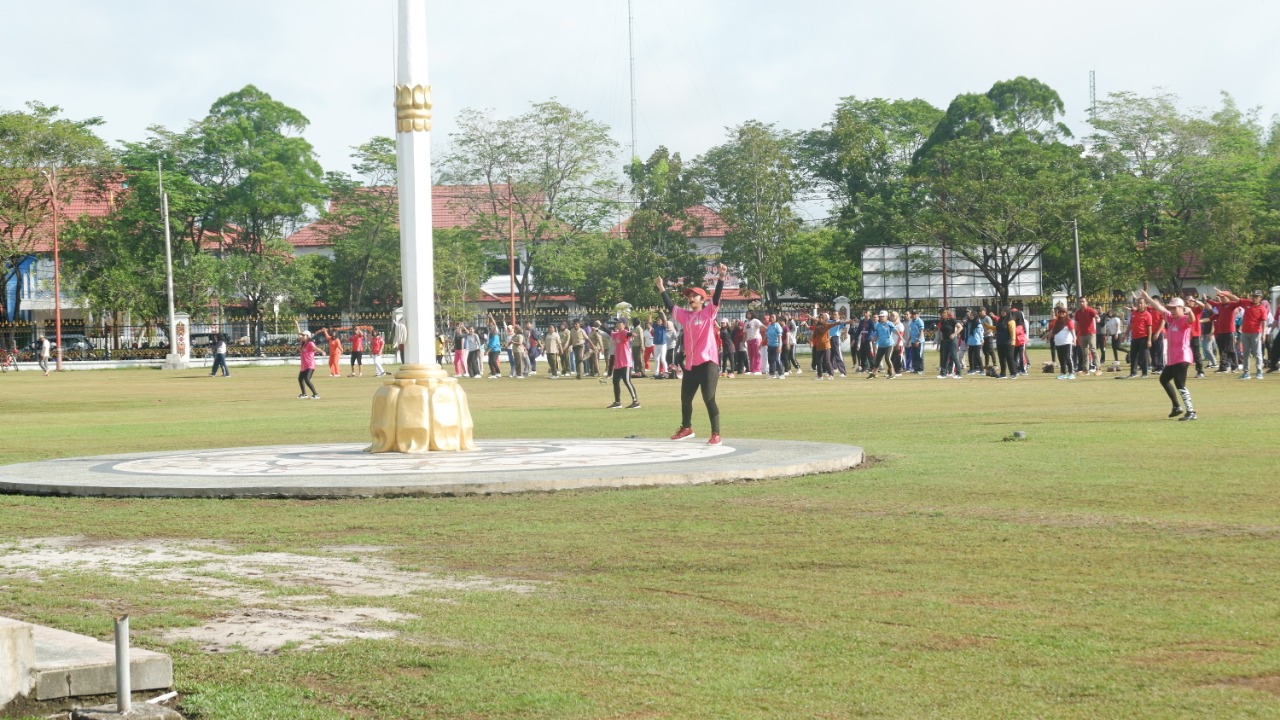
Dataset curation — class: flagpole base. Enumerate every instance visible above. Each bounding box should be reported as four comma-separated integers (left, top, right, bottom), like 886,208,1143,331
368,363,475,453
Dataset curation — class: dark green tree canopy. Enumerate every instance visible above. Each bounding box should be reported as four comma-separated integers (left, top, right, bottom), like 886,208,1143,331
696,121,802,305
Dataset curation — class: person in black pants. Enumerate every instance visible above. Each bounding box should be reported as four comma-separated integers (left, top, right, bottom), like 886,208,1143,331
995,307,1017,378
658,264,728,445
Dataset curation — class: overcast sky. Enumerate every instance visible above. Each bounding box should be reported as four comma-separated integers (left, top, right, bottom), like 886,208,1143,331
4,0,1278,209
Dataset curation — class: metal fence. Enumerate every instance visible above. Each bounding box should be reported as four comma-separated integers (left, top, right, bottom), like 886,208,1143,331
0,312,401,362
2,297,1111,362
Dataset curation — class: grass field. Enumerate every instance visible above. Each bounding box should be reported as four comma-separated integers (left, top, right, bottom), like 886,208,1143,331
1,356,1277,719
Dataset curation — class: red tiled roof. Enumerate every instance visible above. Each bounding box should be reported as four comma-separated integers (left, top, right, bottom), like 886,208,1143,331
608,204,730,238
2,175,125,252
288,184,541,249
717,288,760,302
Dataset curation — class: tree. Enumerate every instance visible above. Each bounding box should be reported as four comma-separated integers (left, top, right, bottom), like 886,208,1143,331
433,227,489,323
910,79,1094,306
615,147,707,306
0,101,109,322
316,137,402,311
913,79,1093,305
1089,91,1272,292
780,227,861,303
440,100,621,311
916,76,1072,161
192,86,326,345
696,121,802,305
799,96,942,251
62,151,225,330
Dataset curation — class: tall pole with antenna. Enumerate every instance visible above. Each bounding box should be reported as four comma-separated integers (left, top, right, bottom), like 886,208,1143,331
628,0,637,161
1089,70,1096,118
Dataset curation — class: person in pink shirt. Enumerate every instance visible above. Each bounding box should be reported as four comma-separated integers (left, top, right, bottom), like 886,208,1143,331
657,263,728,446
606,318,640,410
296,330,320,399
1141,290,1196,421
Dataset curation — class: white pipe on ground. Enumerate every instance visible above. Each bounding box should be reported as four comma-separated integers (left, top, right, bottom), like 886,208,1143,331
114,614,131,713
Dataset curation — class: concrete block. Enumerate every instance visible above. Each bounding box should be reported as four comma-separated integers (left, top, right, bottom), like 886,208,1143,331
0,617,35,708
29,624,171,701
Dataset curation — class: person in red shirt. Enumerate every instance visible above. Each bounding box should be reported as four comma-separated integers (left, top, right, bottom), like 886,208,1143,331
1214,288,1269,378
1122,297,1153,379
1205,291,1242,373
1121,297,1162,379
1073,299,1101,375
1148,303,1166,372
349,328,367,377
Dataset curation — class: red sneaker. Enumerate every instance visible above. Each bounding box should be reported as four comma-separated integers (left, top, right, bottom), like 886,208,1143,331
707,433,722,446
670,427,695,441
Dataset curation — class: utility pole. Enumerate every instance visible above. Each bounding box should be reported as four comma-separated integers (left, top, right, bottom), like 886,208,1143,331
160,161,178,363
508,178,517,328
41,167,64,371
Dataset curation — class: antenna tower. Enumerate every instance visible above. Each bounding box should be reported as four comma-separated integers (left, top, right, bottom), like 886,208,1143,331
1089,70,1096,117
628,0,637,162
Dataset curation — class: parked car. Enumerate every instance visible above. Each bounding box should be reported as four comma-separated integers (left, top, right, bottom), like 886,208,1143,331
28,334,95,354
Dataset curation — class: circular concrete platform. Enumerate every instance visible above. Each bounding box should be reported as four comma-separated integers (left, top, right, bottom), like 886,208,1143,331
0,438,864,499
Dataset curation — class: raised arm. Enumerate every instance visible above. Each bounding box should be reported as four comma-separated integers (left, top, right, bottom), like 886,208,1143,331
711,263,727,306
656,276,676,313
1141,290,1168,316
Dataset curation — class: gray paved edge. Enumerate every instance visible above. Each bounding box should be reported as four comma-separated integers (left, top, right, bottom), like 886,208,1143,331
0,439,864,499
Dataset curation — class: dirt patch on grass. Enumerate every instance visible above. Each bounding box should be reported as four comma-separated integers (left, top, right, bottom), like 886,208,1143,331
0,536,537,653
1211,674,1280,697
1133,646,1258,667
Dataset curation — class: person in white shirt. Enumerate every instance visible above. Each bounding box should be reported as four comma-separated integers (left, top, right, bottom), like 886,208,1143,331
39,336,51,376
1103,310,1124,371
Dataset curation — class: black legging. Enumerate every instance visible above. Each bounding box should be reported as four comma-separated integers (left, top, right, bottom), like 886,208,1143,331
997,342,1015,377
1055,343,1075,374
872,346,891,375
680,361,720,433
1160,362,1193,412
786,344,799,371
612,367,637,403
968,344,983,373
488,350,501,377
297,369,317,396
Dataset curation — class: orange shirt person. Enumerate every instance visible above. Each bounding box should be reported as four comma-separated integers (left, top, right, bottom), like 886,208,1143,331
315,329,343,377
